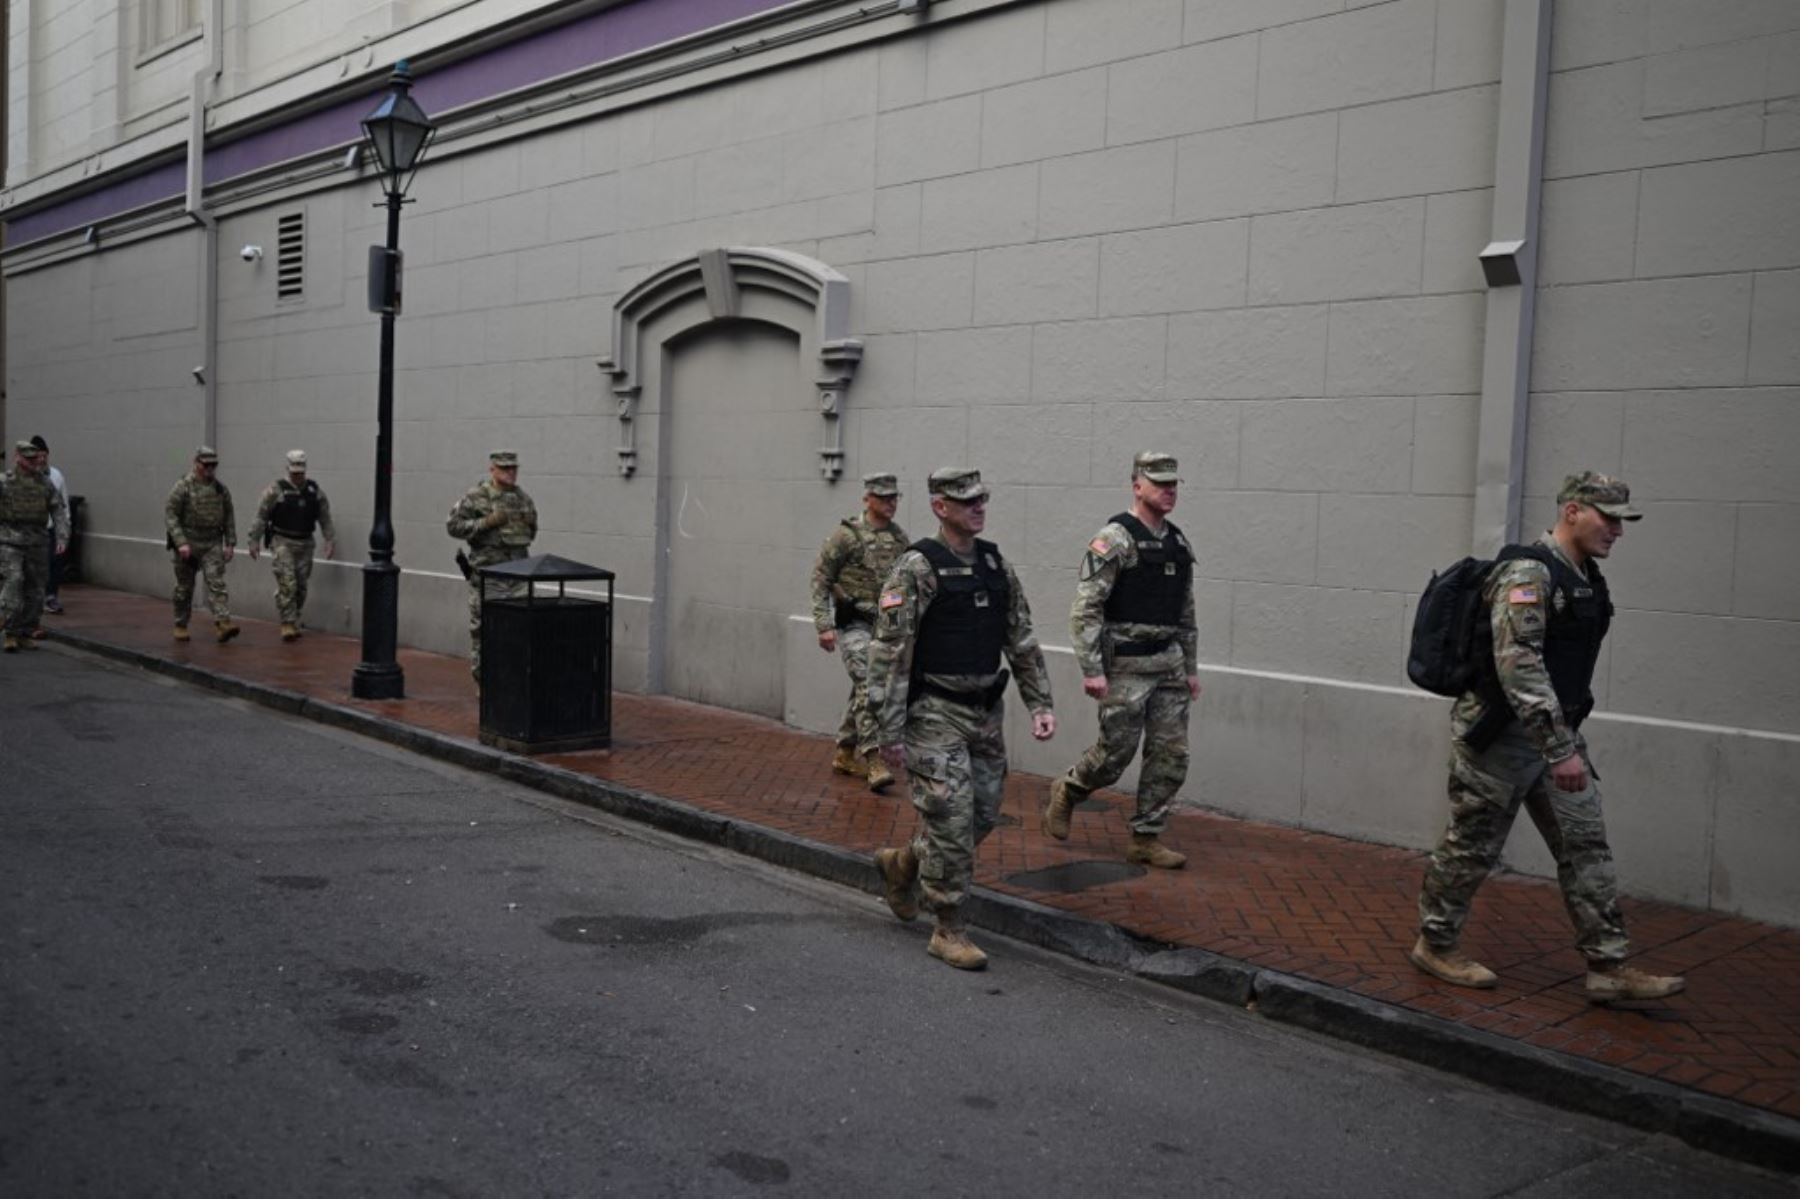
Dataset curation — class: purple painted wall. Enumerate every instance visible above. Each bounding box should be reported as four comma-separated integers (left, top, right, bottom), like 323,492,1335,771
7,0,791,246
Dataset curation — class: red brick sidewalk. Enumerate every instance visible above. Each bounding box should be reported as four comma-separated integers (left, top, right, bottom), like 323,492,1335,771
33,585,1800,1123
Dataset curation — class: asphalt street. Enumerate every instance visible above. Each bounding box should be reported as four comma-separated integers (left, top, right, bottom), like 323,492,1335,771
1,647,1790,1197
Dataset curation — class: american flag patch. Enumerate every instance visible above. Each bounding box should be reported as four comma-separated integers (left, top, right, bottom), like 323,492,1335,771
1507,586,1539,605
1089,537,1111,555
879,590,904,610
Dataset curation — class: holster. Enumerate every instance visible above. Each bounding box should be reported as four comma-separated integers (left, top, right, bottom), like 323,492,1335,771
455,549,473,580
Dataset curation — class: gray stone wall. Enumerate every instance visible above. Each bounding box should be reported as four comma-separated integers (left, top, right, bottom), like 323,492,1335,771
6,0,1797,925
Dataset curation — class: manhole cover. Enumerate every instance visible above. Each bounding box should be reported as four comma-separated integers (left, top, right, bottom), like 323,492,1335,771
1003,860,1147,893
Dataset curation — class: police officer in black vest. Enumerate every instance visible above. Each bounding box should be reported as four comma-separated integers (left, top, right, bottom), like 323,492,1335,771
248,449,336,641
1412,472,1684,1003
1043,452,1201,869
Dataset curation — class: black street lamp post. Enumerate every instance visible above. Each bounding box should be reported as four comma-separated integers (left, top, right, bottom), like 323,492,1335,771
352,61,436,700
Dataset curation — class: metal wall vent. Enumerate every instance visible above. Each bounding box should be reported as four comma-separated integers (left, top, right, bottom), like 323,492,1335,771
277,212,305,302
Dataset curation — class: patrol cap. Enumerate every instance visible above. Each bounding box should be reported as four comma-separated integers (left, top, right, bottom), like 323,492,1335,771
195,445,219,464
1557,471,1642,521
489,450,519,467
286,449,307,468
1133,451,1180,483
14,438,41,455
862,472,900,497
927,467,988,502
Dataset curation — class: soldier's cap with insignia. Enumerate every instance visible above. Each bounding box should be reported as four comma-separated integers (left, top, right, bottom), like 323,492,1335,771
862,472,900,497
927,467,988,502
1557,471,1642,520
1132,451,1180,483
286,449,307,468
489,450,519,467
194,445,219,463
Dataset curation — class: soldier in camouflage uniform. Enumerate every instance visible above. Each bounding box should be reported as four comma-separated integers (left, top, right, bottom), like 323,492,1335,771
164,446,240,643
247,449,337,641
1043,452,1201,869
809,472,909,792
1412,472,1684,1004
0,440,69,653
445,449,537,683
867,468,1056,971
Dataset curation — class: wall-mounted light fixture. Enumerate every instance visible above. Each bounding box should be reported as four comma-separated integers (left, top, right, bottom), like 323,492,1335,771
241,244,265,262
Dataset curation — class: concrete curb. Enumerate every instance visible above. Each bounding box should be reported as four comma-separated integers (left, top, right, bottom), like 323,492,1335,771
45,629,1800,1174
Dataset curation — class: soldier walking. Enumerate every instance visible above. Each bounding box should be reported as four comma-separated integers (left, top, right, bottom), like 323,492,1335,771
445,450,537,683
809,472,909,792
0,440,69,653
1411,473,1684,1003
1042,452,1200,869
164,446,240,643
247,449,337,641
867,468,1056,971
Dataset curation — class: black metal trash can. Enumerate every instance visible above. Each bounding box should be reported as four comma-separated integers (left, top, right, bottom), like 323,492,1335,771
477,554,614,754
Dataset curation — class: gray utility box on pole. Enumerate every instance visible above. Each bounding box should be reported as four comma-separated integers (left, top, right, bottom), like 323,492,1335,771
477,554,614,754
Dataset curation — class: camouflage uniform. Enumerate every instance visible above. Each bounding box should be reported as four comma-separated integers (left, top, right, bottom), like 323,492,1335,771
445,452,537,681
247,459,336,628
1419,532,1628,965
809,478,908,759
1057,508,1198,837
867,475,1053,918
0,443,68,640
165,455,237,626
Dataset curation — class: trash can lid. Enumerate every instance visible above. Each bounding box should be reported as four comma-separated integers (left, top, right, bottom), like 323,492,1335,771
476,553,616,582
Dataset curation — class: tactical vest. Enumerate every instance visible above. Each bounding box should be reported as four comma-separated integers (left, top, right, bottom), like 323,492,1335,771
490,488,534,549
834,518,908,625
1493,544,1612,729
0,472,52,526
911,538,1010,677
270,479,322,538
183,478,228,536
1102,512,1192,627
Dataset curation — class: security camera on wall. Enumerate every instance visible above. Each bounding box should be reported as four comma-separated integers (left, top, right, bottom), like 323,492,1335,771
241,244,265,262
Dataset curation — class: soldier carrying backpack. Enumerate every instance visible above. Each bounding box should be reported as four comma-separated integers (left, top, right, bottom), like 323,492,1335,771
1403,472,1684,1004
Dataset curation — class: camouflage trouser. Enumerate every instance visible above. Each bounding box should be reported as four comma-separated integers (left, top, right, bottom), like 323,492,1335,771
903,692,1008,917
832,623,877,754
1060,667,1191,835
0,538,49,634
270,535,315,624
1419,725,1627,963
466,573,527,682
172,541,231,624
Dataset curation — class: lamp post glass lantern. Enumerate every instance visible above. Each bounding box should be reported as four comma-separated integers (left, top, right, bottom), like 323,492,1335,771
351,61,437,700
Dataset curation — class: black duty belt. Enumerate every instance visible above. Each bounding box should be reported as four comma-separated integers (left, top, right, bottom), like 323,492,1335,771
270,527,314,539
911,670,1010,710
1112,638,1173,658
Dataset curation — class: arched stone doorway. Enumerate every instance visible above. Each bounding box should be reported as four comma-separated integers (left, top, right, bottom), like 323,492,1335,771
598,248,862,716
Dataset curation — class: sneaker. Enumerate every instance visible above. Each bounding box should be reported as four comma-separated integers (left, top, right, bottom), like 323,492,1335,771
43,598,63,615
927,923,988,971
1586,963,1685,1003
1407,936,1498,989
1126,834,1186,870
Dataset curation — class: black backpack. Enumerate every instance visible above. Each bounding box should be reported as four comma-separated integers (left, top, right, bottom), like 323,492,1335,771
1407,546,1556,697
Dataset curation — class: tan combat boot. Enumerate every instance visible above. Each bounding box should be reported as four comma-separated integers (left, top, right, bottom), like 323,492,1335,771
1042,776,1075,840
873,846,919,922
1,633,19,653
866,755,896,793
172,623,191,642
830,746,863,777
1127,833,1187,870
280,623,300,642
928,920,988,971
215,620,241,644
1408,936,1498,989
1586,963,1685,1003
